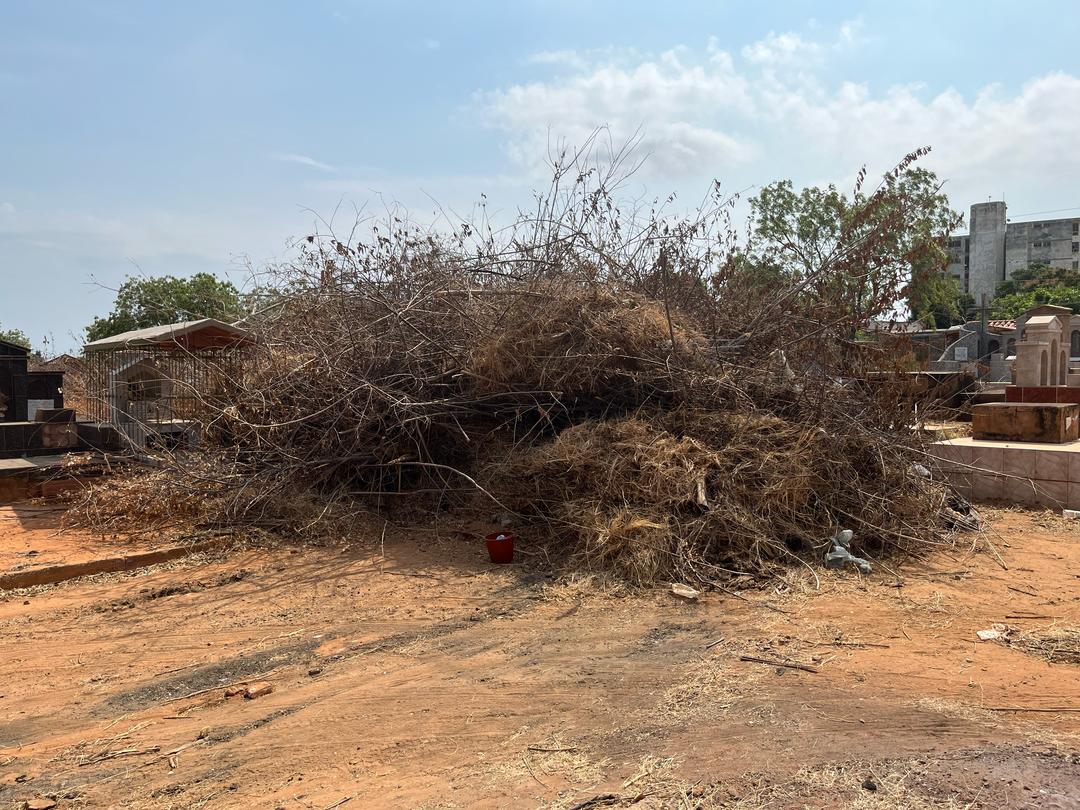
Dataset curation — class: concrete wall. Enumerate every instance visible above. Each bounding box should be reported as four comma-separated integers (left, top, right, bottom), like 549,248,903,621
938,327,980,361
1005,217,1080,279
948,203,1080,301
986,353,1012,382
968,202,1007,305
930,438,1080,508
946,235,969,290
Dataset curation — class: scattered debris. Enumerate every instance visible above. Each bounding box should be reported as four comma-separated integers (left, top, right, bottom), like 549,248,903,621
739,655,819,674
78,746,161,766
861,777,878,792
824,529,872,575
244,682,274,700
976,627,1005,642
670,583,700,601
527,745,579,753
68,150,965,585
1006,585,1040,598
1000,625,1080,665
322,797,353,810
567,794,620,810
942,505,982,532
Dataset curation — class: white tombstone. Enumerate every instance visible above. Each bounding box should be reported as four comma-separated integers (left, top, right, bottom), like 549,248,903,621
1014,305,1071,387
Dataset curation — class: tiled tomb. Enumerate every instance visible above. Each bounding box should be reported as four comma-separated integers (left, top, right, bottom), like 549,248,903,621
928,437,1080,508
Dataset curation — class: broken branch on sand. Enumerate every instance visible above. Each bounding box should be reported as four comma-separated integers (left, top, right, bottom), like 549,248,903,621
739,655,819,673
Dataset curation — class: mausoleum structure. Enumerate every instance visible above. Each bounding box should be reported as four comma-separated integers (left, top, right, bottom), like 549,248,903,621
0,339,64,423
83,318,255,449
929,304,1080,507
1014,308,1069,387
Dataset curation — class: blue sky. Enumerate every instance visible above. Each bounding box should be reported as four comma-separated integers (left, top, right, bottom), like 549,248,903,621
5,1,1080,351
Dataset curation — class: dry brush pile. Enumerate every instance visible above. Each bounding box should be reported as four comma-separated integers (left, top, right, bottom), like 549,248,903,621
72,144,965,584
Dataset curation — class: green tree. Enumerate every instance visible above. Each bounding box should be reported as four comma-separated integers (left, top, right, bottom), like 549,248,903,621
995,263,1080,297
988,263,1080,318
86,273,246,342
0,324,31,348
746,166,961,327
907,271,968,328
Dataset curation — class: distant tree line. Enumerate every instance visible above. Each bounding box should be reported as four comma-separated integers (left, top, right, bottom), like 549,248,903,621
15,166,1053,350
989,263,1080,319
84,273,248,343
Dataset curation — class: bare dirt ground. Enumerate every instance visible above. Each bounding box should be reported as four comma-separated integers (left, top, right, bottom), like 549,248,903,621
1,504,1079,809
0,505,172,576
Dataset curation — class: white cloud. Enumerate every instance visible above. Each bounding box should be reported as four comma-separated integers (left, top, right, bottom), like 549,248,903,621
741,31,821,67
269,152,337,173
0,202,15,215
527,49,588,70
755,72,1080,208
838,19,863,47
422,38,440,51
742,19,862,69
477,23,1080,212
480,46,755,176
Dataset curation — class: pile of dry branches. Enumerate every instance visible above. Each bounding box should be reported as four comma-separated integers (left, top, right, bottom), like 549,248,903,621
72,142,959,583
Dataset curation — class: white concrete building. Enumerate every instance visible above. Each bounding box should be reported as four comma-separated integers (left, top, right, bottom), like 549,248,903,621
947,202,1080,306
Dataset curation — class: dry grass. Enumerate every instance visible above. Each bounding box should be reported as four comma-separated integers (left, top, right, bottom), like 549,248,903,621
498,406,949,584
533,755,978,809
999,625,1080,665
656,635,820,728
727,760,974,809
69,145,965,586
489,732,611,792
537,755,698,810
657,655,760,724
467,288,711,401
914,696,999,728
896,589,966,630
541,572,633,603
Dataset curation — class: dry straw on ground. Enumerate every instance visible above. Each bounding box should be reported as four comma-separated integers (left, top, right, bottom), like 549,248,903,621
71,139,964,584
999,626,1080,665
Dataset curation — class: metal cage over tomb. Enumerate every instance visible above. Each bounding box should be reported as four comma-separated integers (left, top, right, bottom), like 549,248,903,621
83,319,255,448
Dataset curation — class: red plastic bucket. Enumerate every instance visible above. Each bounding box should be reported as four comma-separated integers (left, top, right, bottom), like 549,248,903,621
485,532,515,564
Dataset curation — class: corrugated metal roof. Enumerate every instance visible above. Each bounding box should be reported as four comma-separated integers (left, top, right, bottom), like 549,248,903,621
83,318,255,351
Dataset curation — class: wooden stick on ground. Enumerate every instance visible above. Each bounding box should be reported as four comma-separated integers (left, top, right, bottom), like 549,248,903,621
78,746,161,767
527,745,578,753
739,655,819,674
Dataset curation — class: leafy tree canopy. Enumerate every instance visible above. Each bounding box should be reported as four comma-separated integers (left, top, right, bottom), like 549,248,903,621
745,166,962,326
990,263,1080,318
908,271,972,329
86,273,246,343
0,324,31,349
995,263,1080,297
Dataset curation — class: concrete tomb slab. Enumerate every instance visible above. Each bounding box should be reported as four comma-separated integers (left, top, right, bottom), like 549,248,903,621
972,402,1080,444
928,437,1080,507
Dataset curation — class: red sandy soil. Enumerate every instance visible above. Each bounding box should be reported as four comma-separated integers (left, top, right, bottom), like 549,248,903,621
0,505,178,577
1,505,1079,808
